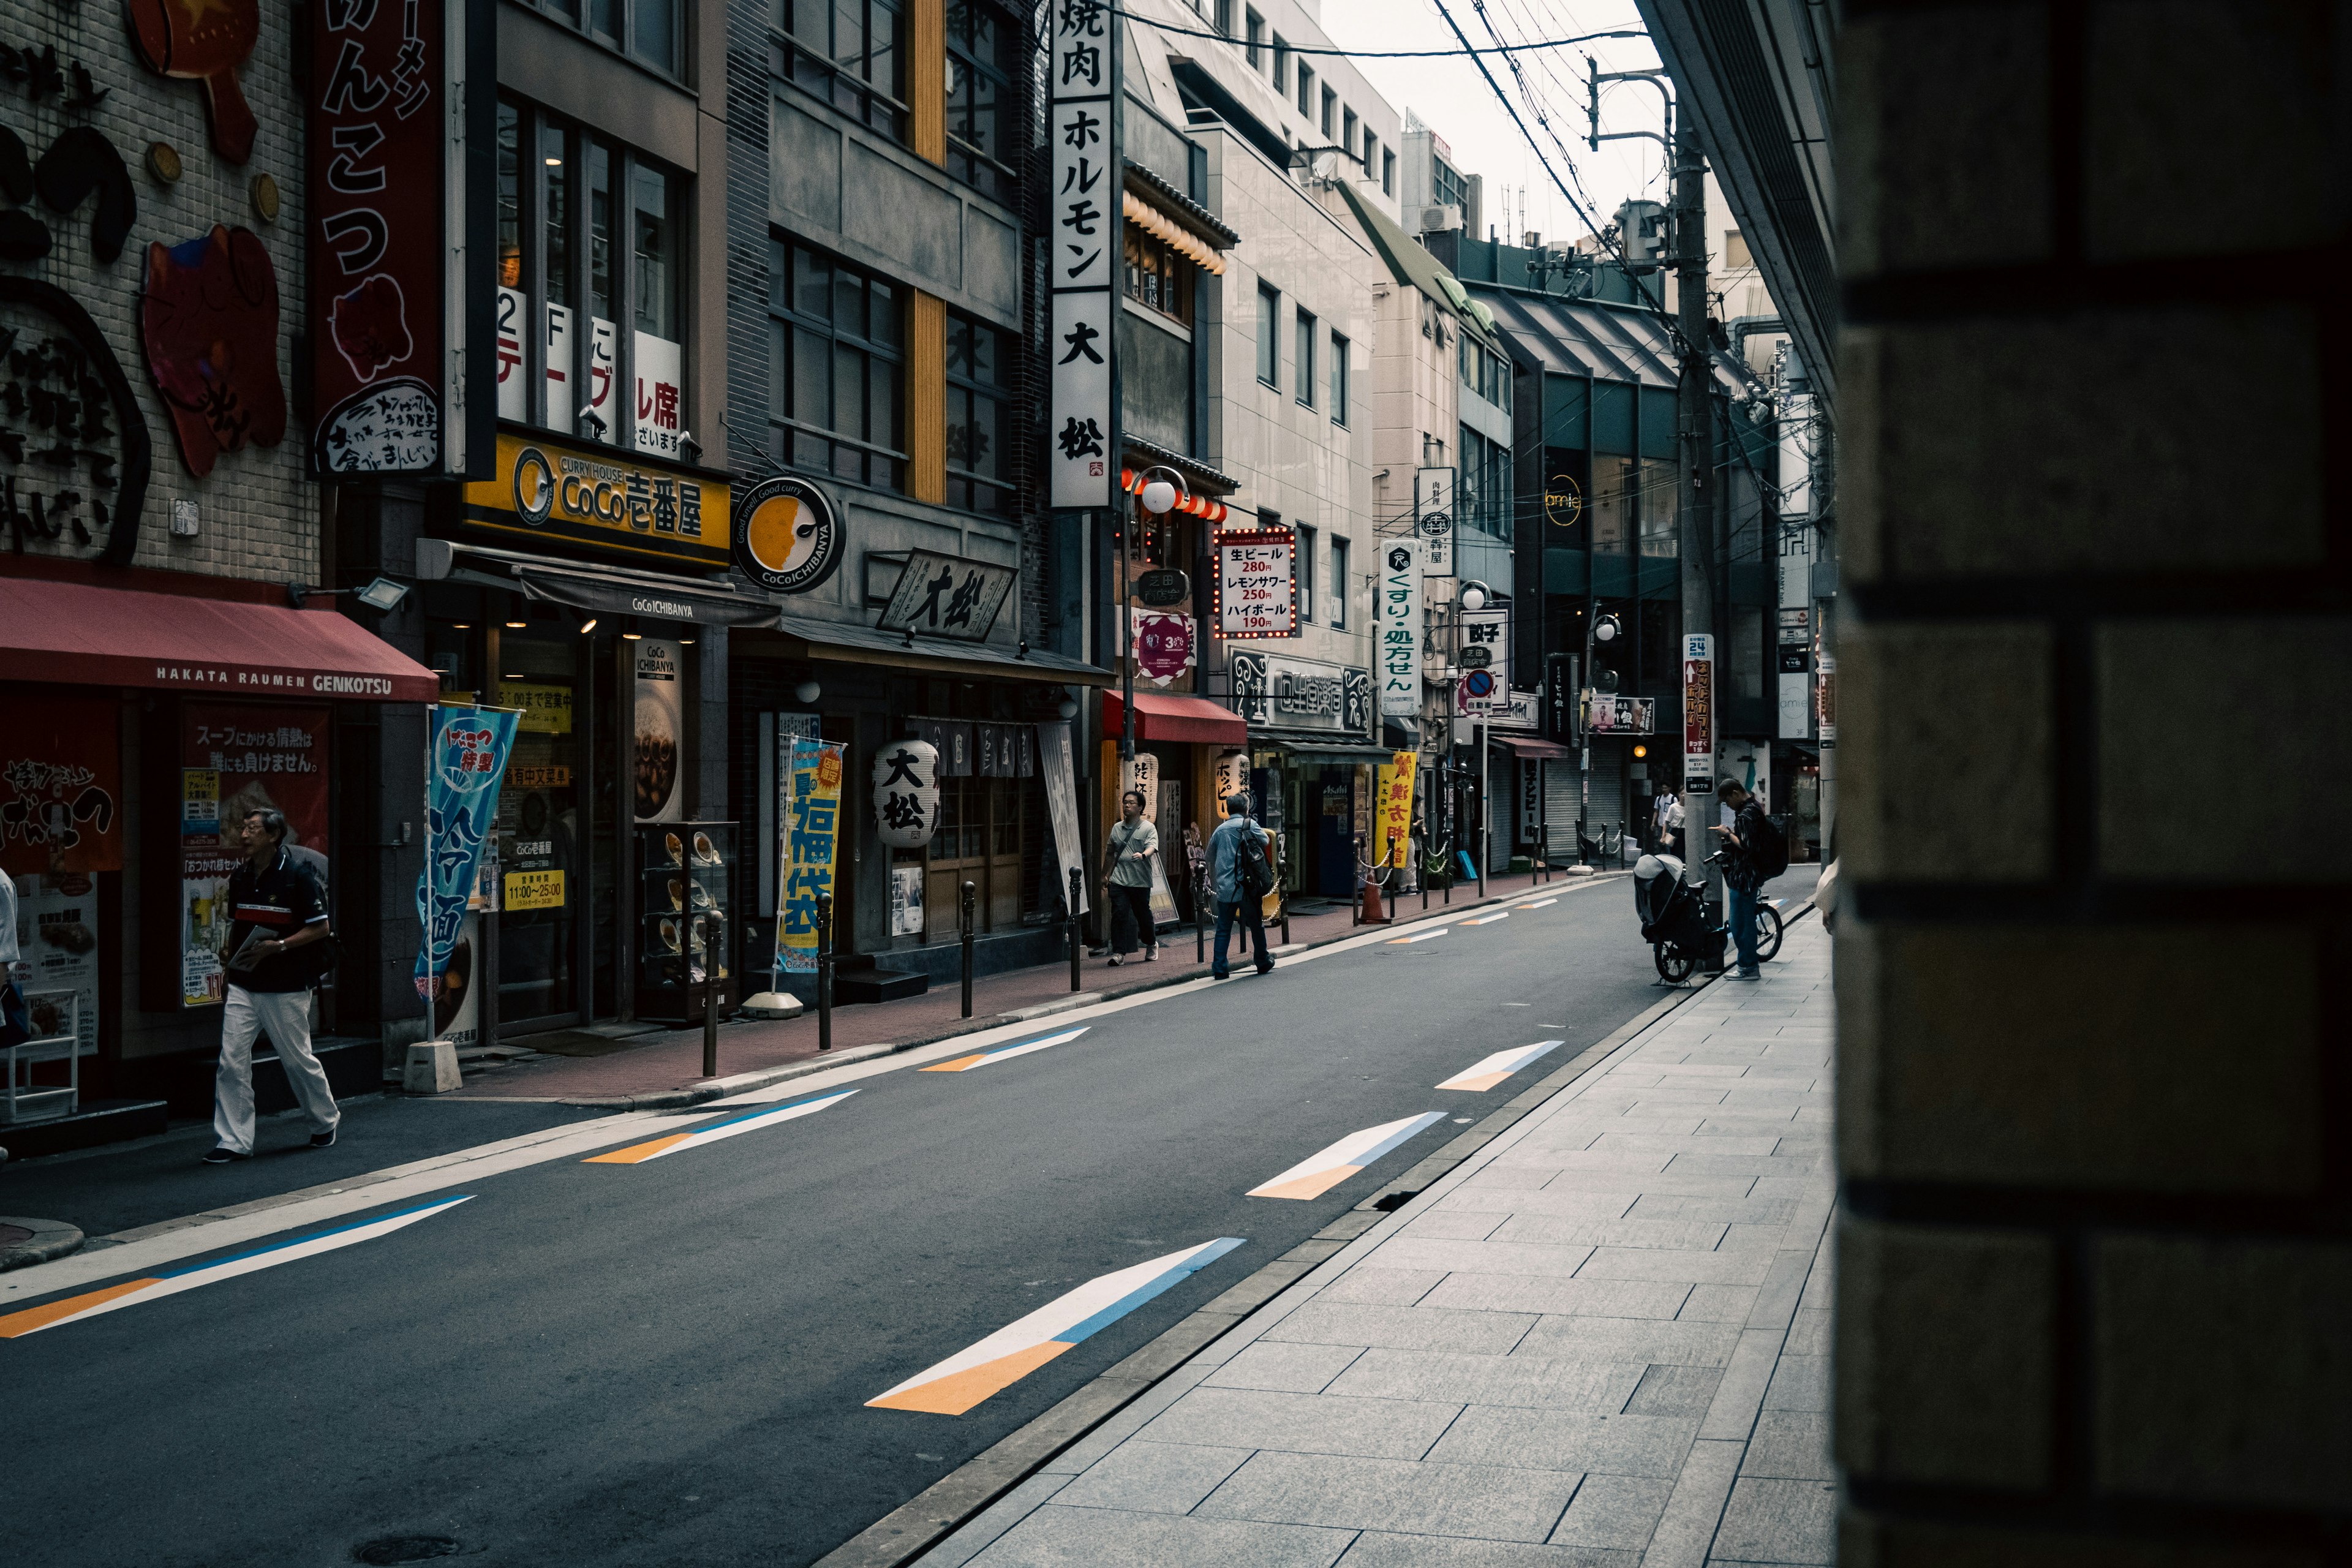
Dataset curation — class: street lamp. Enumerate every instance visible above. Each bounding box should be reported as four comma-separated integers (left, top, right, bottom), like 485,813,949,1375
1579,610,1624,864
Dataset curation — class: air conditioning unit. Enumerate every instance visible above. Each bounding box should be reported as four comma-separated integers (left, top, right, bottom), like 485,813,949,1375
1419,203,1463,235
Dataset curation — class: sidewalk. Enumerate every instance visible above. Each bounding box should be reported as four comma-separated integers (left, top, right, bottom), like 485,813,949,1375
922,913,1835,1568
450,868,1589,1105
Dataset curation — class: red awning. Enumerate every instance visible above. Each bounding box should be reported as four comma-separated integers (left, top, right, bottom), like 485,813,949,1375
0,576,437,701
1492,735,1575,761
1101,689,1247,745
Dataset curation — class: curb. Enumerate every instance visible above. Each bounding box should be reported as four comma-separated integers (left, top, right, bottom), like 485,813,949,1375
555,873,1629,1112
0,1216,86,1273
810,912,1719,1568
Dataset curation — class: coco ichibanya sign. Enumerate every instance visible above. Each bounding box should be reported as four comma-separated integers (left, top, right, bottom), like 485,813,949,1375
1047,0,1118,508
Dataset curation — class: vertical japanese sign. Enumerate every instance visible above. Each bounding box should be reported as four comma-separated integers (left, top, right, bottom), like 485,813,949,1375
1378,543,1420,719
1037,721,1087,916
182,705,331,1009
1048,0,1117,509
776,737,843,975
1458,603,1509,710
1414,467,1457,578
413,706,519,1008
1374,750,1416,869
311,0,462,475
1777,518,1814,741
1681,633,1714,796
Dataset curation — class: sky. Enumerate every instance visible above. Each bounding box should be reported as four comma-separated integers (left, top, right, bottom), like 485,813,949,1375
1317,0,1675,247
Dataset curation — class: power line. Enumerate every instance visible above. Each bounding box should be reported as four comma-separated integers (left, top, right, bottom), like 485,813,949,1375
1107,8,1643,58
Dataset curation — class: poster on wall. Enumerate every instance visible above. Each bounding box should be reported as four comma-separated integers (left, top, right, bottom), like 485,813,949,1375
10,873,100,1058
180,704,331,1009
776,738,843,975
633,638,685,823
1,694,124,878
890,865,925,938
1036,722,1087,917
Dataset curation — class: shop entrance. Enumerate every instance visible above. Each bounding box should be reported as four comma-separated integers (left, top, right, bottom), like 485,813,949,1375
494,633,591,1031
925,776,1027,937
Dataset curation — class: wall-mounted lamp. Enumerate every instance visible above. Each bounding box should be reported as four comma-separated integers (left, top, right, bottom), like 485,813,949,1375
794,680,823,704
579,617,598,634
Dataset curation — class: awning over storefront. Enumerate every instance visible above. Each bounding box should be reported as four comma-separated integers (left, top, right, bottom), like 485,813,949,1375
1491,735,1575,761
417,538,780,626
1249,731,1398,766
748,611,1115,685
0,575,436,700
1101,689,1246,745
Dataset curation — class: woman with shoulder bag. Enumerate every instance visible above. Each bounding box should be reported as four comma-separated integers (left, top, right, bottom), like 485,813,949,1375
1099,790,1159,965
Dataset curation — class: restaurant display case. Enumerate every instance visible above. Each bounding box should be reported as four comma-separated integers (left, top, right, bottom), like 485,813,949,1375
634,820,737,1023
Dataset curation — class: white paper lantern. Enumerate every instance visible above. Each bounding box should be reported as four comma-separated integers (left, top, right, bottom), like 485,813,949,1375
872,738,941,848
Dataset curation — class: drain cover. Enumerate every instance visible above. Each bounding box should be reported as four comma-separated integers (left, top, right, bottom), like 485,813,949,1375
352,1537,463,1564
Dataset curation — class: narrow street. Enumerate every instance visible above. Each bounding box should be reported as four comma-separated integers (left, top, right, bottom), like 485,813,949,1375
3,873,1811,1568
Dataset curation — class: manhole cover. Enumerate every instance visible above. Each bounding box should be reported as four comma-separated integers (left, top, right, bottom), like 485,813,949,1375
352,1538,464,1564
0,1224,32,1248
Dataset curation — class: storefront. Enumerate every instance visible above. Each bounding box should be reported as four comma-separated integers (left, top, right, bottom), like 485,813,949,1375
1489,733,1576,868
1098,689,1249,921
1227,648,1385,900
1,565,435,1135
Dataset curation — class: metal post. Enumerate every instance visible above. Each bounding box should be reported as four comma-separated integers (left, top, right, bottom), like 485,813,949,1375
700,912,719,1078
815,891,833,1052
1068,867,1084,991
1278,834,1292,944
1351,831,1363,926
1475,722,1488,897
1194,859,1207,963
959,880,976,1019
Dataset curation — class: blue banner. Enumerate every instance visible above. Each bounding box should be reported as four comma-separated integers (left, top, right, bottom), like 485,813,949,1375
413,706,521,1003
776,737,842,974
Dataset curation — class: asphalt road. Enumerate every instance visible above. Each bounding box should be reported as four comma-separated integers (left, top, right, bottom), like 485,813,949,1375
7,869,1812,1568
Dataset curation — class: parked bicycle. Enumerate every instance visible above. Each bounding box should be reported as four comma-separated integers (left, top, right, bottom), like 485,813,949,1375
1633,850,1783,983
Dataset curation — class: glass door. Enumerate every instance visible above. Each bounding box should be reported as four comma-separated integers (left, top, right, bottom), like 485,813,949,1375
496,635,584,1028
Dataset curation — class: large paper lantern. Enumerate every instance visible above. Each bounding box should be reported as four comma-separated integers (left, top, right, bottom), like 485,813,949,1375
872,738,940,848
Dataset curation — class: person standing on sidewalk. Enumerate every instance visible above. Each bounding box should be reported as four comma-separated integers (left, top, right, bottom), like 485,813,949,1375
205,808,340,1164
1208,793,1274,980
1711,778,1773,981
1099,790,1159,966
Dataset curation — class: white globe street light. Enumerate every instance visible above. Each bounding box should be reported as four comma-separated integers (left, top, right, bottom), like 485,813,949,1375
1140,478,1178,515
1458,581,1490,611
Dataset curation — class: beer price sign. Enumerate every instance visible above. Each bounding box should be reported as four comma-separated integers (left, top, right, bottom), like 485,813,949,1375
1214,532,1299,640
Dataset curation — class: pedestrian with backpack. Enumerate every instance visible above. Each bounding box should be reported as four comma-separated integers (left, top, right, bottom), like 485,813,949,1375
1208,792,1275,980
1711,778,1784,981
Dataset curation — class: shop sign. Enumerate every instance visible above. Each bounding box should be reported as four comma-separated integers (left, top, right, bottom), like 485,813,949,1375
633,330,685,459
1414,467,1456,577
1378,543,1420,718
878,549,1016,640
1,695,124,876
1133,612,1194,685
775,737,843,974
143,226,288,478
0,277,151,567
1038,722,1087,916
1216,532,1298,639
1777,606,1812,740
1585,693,1656,734
498,682,573,734
1488,688,1541,731
733,473,841,594
1682,633,1715,794
1227,650,1366,733
907,717,976,777
1459,606,1509,690
1374,751,1415,869
1545,471,1583,530
1135,567,1190,608
1046,0,1118,509
181,704,331,1009
503,868,565,910
1815,653,1838,744
976,723,1031,778
633,638,685,823
465,431,729,571
872,738,940,849
413,707,519,1008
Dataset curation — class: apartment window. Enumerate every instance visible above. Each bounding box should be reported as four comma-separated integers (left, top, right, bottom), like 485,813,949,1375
1214,0,1233,35
1725,228,1753,269
1460,336,1512,414
1321,86,1336,138
1329,535,1349,627
1123,227,1194,326
1341,107,1357,160
1458,426,1511,540
538,0,677,76
1272,36,1288,91
944,311,1012,514
1382,149,1396,195
775,0,908,143
1363,132,1376,178
1245,9,1263,68
542,123,572,311
1294,306,1316,408
946,2,1022,198
1256,282,1280,388
1295,525,1316,620
634,166,677,339
767,239,907,491
1330,330,1349,424
1296,62,1313,118
1637,457,1678,557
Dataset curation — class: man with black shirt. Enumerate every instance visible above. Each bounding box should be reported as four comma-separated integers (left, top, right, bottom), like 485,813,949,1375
204,808,339,1163
1711,779,1774,981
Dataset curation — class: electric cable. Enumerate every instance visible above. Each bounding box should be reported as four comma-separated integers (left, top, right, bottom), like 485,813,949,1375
1102,7,1643,58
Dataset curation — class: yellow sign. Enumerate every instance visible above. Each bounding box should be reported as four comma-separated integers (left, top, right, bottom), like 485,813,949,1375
462,431,731,570
1374,750,1417,869
497,682,574,734
503,869,566,911
505,763,573,790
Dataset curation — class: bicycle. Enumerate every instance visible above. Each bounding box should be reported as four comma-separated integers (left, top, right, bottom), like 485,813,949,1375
1649,853,1784,983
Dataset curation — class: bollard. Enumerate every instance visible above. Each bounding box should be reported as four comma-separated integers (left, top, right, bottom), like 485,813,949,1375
816,891,834,1052
1278,835,1292,945
1420,833,1430,911
1194,860,1207,963
1068,867,1084,992
959,880,976,1019
701,911,720,1079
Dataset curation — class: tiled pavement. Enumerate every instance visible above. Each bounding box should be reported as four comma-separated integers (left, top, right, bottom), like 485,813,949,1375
922,913,1836,1567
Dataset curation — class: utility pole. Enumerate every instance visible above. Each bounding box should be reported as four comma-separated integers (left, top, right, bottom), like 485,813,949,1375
1672,114,1719,913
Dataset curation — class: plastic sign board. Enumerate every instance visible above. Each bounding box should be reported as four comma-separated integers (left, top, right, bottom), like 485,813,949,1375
1047,0,1118,508
1215,533,1299,639
1585,693,1656,734
1374,750,1416,868
1681,633,1714,794
1378,542,1421,719
1414,467,1456,577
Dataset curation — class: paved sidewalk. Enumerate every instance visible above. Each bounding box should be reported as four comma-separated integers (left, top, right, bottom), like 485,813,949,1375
450,868,1589,1103
922,913,1835,1567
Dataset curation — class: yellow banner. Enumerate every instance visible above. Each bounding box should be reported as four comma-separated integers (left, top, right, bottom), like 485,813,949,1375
1374,750,1417,869
497,682,574,734
503,869,566,911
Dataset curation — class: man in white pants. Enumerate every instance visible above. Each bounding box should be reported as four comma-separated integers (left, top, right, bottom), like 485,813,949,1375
205,808,340,1164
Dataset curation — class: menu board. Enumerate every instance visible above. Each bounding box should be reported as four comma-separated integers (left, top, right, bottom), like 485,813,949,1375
179,704,330,1008
1215,533,1300,640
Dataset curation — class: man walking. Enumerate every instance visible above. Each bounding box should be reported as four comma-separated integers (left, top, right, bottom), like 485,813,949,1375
1711,778,1773,981
1099,789,1159,965
205,807,340,1163
1208,792,1275,981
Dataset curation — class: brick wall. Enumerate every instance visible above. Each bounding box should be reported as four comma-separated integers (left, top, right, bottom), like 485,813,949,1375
1836,1,2348,1557
2,4,315,585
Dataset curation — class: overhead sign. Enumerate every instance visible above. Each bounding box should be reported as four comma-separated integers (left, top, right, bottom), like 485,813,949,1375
1682,633,1714,794
1459,605,1508,691
1228,650,1370,733
463,432,729,571
1047,0,1117,510
1414,467,1456,577
734,473,842,594
1585,693,1656,734
1135,567,1191,608
878,549,1017,640
1215,532,1298,639
1132,612,1196,685
1377,542,1420,719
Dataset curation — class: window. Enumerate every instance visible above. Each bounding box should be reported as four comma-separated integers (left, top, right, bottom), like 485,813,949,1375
1295,526,1316,621
542,123,571,311
767,239,907,490
1256,282,1280,388
633,165,676,339
1725,228,1753,269
1363,132,1376,178
1294,306,1316,407
496,102,521,289
946,2,1021,198
1123,227,1194,326
1458,426,1511,540
1591,454,1634,553
1637,457,1678,557
1460,335,1512,413
1296,62,1313,118
1215,0,1233,35
1329,535,1349,627
1321,86,1336,138
1272,36,1288,91
537,0,678,75
1382,149,1396,196
944,312,1012,514
775,0,907,142
1329,330,1349,424
1341,107,1357,161
1245,9,1263,67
